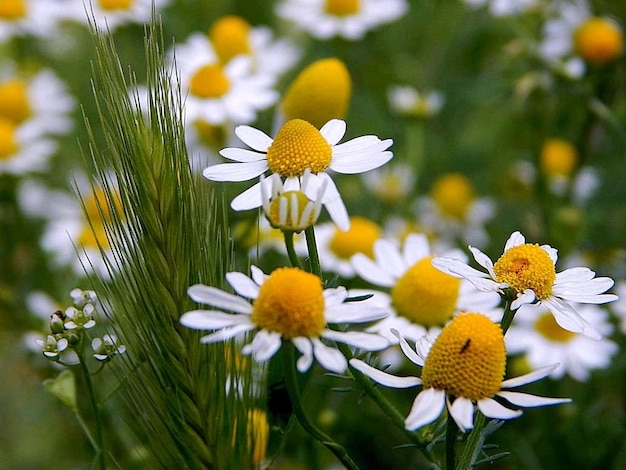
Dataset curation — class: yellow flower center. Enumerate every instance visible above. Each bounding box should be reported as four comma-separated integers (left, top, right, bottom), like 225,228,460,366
189,64,230,99
422,313,506,401
266,119,332,177
193,119,227,149
77,187,122,249
328,216,382,259
247,408,269,465
209,15,252,64
98,0,132,10
574,17,623,64
431,173,475,220
534,312,576,342
0,0,26,19
281,58,352,129
540,138,578,177
324,0,360,16
391,256,461,327
0,79,31,124
267,190,318,232
251,267,325,338
493,244,556,300
0,119,19,160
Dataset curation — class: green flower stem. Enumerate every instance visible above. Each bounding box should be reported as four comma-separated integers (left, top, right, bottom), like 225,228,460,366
281,341,360,470
446,414,459,470
283,230,302,269
304,226,322,277
405,121,424,189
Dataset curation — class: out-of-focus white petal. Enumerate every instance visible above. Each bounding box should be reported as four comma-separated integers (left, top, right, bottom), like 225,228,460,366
501,364,561,388
242,330,282,362
200,323,255,343
449,397,475,432
496,391,572,408
180,311,252,330
391,329,425,366
203,161,268,182
349,358,421,388
311,338,347,373
322,330,389,351
292,337,314,372
187,284,252,314
226,272,260,299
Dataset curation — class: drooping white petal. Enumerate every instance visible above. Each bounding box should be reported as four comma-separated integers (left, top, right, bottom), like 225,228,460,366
432,257,498,292
200,323,256,344
235,125,274,151
349,358,421,388
501,363,561,388
496,391,572,407
323,194,350,232
403,234,431,266
404,388,446,431
541,297,601,338
477,398,522,420
468,246,496,278
511,289,536,310
391,329,425,366
203,161,268,182
324,302,388,324
449,397,475,432
311,337,347,373
319,119,347,146
242,330,282,362
322,329,389,351
180,310,253,330
250,265,268,286
219,147,266,163
541,244,558,264
292,337,314,372
351,253,396,287
187,284,252,314
226,272,260,299
231,181,265,211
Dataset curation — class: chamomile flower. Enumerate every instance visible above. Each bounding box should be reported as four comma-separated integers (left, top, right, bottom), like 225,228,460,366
360,163,414,206
174,33,278,126
387,86,444,120
0,0,65,42
610,281,626,334
432,231,618,339
351,233,501,343
350,313,571,432
63,0,171,32
463,0,539,17
204,118,393,229
180,266,389,373
0,119,56,175
506,303,618,381
276,0,408,41
418,173,495,246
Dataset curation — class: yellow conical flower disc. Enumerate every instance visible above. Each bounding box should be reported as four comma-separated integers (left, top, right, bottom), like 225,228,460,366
574,17,624,64
431,173,475,220
77,188,122,249
0,0,26,19
493,243,556,300
189,64,230,99
99,0,132,10
328,216,382,259
281,58,351,129
0,80,31,123
266,119,332,177
267,191,317,232
324,0,360,16
209,15,252,64
535,312,576,343
540,138,578,177
251,267,325,338
0,119,19,160
422,313,506,401
391,256,461,327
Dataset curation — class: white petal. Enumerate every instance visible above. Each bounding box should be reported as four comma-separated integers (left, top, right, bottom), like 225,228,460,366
504,231,525,251
312,337,347,373
496,391,571,408
349,358,421,388
403,234,431,265
187,284,252,314
226,272,260,299
231,181,265,211
324,194,350,232
250,265,268,286
324,303,388,324
200,323,256,343
319,119,346,145
391,329,425,366
404,388,446,431
292,337,314,372
322,329,389,351
330,148,393,174
323,286,349,306
219,147,266,163
180,310,252,330
477,398,522,420
511,289,536,310
373,239,405,279
432,257,498,292
235,125,273,151
351,253,396,287
542,297,601,339
242,330,282,362
203,161,268,182
468,246,495,277
449,397,475,432
501,363,561,388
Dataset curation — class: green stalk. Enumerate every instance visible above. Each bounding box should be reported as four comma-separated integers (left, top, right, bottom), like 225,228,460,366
304,227,322,277
283,230,302,269
281,341,360,470
446,414,458,470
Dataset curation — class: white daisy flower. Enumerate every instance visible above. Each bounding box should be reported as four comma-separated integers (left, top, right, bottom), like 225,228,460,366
610,281,626,334
180,266,390,373
464,0,539,17
506,303,618,382
204,118,393,231
0,119,56,175
432,231,618,339
174,33,278,126
351,233,502,343
360,163,414,206
387,86,444,119
62,0,171,31
0,0,66,42
350,313,571,432
276,0,408,41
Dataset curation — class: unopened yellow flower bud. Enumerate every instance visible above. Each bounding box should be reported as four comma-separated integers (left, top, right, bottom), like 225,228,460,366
540,138,578,177
574,17,623,64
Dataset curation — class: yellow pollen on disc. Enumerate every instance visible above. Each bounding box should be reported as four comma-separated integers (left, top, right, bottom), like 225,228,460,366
251,267,325,338
189,64,230,99
281,58,352,129
0,79,31,124
324,0,360,16
493,243,556,300
77,188,122,249
266,119,332,177
209,15,252,64
98,0,132,10
431,173,475,220
267,190,317,232
0,0,26,19
328,216,382,260
391,256,461,327
535,312,576,342
0,119,19,160
421,313,506,401
540,138,578,177
574,17,624,64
